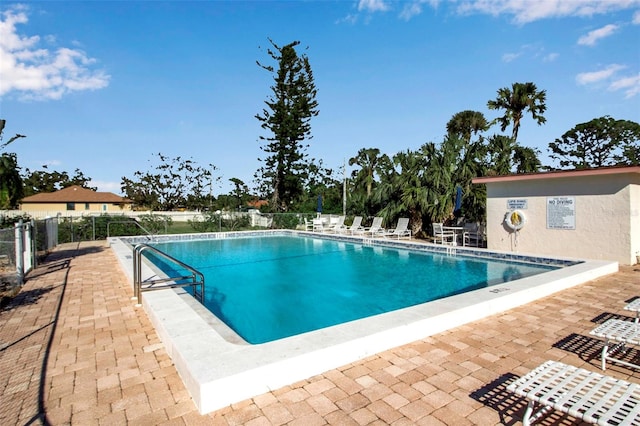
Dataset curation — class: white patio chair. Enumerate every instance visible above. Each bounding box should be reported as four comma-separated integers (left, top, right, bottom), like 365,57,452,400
312,218,324,232
365,217,385,236
304,218,314,231
382,218,411,239
462,223,483,247
354,217,384,237
340,216,363,234
432,223,455,245
323,215,346,233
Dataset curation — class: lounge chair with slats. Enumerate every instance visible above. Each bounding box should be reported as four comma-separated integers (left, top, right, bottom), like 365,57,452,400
323,215,346,233
507,360,640,425
339,216,363,235
354,217,384,237
382,218,411,239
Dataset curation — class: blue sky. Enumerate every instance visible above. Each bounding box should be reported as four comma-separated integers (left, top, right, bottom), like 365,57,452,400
1,1,639,196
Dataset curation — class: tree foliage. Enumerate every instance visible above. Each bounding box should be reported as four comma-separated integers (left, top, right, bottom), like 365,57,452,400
0,153,23,209
346,149,391,218
293,160,341,214
255,39,319,211
22,167,95,196
446,110,488,144
224,178,251,211
548,116,640,169
513,145,542,173
0,119,26,209
344,105,540,233
368,133,488,236
349,148,383,198
487,82,547,143
121,153,218,211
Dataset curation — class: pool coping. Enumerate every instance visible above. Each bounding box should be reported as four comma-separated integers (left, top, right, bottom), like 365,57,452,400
109,231,618,414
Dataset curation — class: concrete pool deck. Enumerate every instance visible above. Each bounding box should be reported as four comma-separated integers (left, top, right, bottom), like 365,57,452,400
1,240,639,425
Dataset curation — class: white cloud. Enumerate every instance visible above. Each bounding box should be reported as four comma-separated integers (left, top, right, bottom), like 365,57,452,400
577,24,619,46
500,44,557,63
609,73,640,98
336,13,359,25
502,52,520,62
399,0,441,20
576,64,625,85
350,0,639,24
455,0,640,24
575,64,640,97
0,6,110,101
358,0,390,13
400,2,424,21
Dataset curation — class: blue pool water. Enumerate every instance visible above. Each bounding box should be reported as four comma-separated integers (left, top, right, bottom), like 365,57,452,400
147,235,557,344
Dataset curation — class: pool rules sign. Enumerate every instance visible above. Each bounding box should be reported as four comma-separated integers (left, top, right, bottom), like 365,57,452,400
547,197,576,230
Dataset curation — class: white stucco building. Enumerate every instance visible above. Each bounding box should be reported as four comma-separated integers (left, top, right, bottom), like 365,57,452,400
473,166,640,265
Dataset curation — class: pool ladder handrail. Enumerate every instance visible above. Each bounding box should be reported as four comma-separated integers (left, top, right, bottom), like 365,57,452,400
132,243,205,306
108,220,153,240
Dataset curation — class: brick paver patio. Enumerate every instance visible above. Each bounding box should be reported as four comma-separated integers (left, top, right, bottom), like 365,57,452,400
1,241,638,425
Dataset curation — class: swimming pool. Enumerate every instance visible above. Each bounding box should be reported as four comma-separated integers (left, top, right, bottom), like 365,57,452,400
110,230,617,414
148,235,558,344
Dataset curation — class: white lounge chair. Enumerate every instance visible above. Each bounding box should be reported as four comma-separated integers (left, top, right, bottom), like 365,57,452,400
340,216,363,234
355,217,384,237
589,318,640,371
432,223,455,245
382,218,411,239
507,360,640,425
323,215,346,233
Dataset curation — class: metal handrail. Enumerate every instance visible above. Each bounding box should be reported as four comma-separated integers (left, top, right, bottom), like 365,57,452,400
108,220,153,239
132,243,204,306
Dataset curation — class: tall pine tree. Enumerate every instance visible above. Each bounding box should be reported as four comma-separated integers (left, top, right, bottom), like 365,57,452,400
255,39,319,211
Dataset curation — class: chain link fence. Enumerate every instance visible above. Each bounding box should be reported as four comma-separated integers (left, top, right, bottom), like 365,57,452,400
0,218,60,306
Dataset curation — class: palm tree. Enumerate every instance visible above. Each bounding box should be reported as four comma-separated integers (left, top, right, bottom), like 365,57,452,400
348,148,382,198
446,110,488,144
487,82,547,143
373,149,431,236
422,142,456,223
486,135,515,175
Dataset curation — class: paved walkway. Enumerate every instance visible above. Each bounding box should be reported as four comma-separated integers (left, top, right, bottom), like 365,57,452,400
0,241,638,425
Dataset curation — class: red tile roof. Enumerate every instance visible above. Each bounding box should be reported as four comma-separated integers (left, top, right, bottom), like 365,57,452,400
21,185,131,204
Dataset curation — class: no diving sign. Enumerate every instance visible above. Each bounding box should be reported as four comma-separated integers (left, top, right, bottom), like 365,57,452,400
547,197,575,230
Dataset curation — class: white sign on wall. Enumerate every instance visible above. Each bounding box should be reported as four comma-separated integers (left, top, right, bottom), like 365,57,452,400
507,199,528,210
547,196,576,230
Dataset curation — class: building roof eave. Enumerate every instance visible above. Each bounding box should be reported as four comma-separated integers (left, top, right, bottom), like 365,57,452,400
472,165,640,184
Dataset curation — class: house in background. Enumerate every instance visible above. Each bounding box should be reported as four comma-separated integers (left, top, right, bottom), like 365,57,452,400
473,166,639,265
20,185,132,214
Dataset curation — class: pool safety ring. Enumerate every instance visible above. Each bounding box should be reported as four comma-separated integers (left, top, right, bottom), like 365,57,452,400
505,210,526,231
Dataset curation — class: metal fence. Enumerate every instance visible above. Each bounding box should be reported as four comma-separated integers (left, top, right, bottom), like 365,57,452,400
0,218,59,302
0,211,342,305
